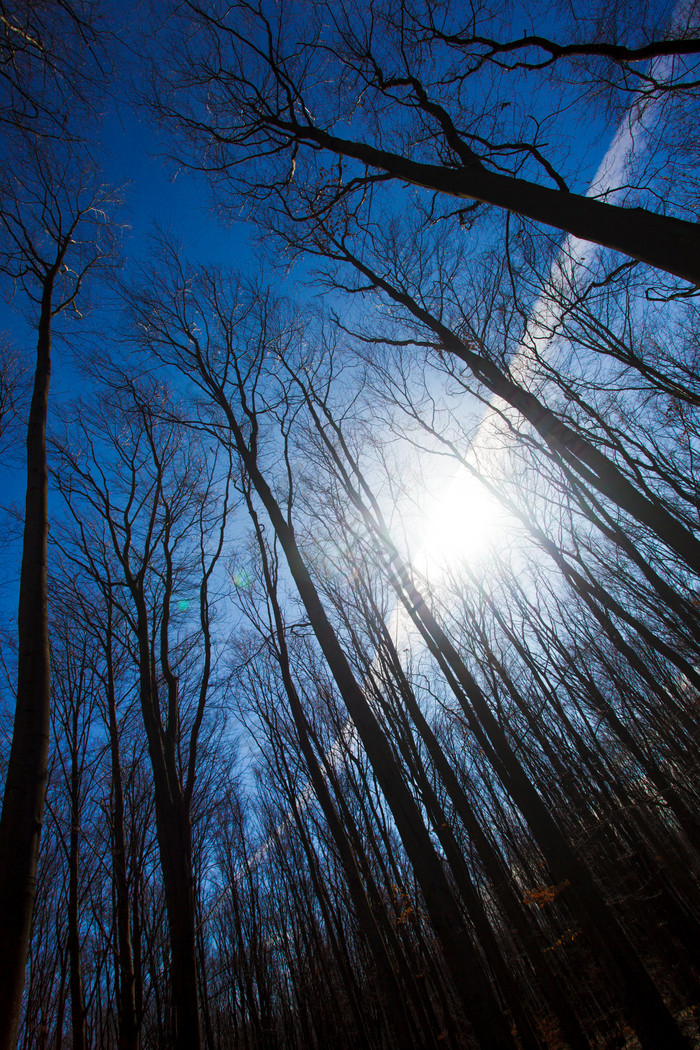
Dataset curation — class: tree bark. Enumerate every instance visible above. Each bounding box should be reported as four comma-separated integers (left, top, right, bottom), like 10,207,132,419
153,794,201,1050
0,278,54,1050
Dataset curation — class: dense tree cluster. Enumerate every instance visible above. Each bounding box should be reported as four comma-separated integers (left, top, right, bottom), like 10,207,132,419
2,1,700,1049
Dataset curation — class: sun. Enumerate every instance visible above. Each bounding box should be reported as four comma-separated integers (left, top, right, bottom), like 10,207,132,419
415,469,510,576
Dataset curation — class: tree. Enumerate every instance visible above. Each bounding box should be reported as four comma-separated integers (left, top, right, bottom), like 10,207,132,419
235,487,445,1048
3,6,700,1044
120,232,700,1044
285,344,692,1048
48,605,100,1050
44,565,143,1050
55,375,233,1050
0,0,107,138
127,254,523,1048
0,137,119,1050
158,0,700,284
0,338,27,458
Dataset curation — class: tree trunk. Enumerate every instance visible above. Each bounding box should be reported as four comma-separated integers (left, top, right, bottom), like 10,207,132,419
129,604,202,1050
0,278,54,1050
154,794,201,1050
105,610,139,1050
390,558,690,1050
228,417,517,1050
297,126,700,285
366,603,590,1050
68,705,87,1050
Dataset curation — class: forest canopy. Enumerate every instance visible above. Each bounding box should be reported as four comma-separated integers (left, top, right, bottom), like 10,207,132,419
1,2,700,1049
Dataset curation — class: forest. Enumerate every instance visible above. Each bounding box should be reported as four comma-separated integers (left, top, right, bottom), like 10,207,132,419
1,1,700,1048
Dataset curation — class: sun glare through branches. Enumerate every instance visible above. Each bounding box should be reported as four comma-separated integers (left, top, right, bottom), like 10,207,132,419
414,468,513,577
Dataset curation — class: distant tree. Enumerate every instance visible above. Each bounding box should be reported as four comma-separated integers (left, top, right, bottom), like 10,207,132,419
55,376,233,1050
47,607,100,1050
0,338,27,458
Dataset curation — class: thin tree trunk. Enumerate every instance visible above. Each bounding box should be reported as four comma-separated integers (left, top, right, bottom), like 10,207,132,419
105,605,139,1050
129,601,202,1050
68,702,87,1050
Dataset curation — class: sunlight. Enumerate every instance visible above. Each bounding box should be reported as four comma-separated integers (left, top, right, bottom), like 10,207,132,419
415,469,510,576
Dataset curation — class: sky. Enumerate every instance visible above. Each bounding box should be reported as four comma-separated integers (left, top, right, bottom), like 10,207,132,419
226,17,692,858
0,0,695,902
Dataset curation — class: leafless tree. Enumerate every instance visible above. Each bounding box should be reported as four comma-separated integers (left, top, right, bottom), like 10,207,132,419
0,138,120,1050
54,375,234,1050
156,0,700,284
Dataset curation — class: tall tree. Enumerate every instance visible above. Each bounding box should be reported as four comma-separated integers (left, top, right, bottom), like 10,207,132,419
55,376,232,1050
127,257,522,1049
0,139,118,1050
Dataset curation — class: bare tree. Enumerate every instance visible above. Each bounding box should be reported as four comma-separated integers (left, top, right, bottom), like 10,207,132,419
0,0,107,138
287,348,691,1048
0,138,119,1050
54,375,233,1050
0,337,28,458
156,0,700,284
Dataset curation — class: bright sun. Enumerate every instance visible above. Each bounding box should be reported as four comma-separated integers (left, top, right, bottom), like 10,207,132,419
415,470,510,576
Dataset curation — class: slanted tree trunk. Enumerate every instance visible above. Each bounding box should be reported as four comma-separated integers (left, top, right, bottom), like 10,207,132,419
361,581,590,1049
245,497,434,1049
224,408,517,1050
341,248,700,576
389,555,689,1050
295,125,700,284
295,383,689,1048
